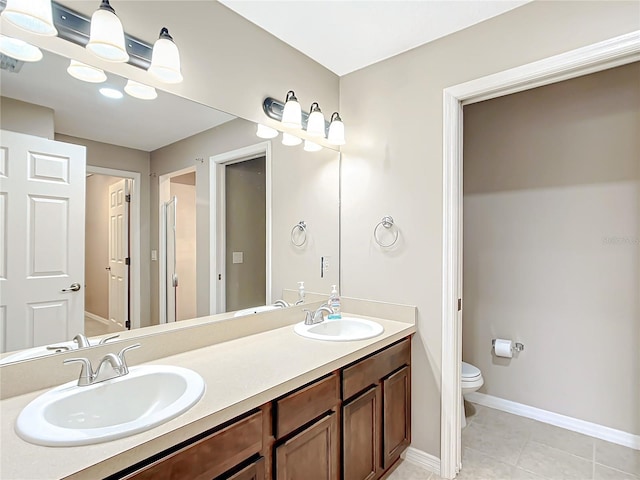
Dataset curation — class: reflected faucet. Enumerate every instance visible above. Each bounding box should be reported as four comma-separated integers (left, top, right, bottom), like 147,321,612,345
273,300,289,308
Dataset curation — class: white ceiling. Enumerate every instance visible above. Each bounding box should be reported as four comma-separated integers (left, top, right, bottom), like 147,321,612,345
220,0,532,76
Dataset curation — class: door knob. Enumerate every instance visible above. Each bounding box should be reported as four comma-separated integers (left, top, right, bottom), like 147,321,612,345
61,282,81,293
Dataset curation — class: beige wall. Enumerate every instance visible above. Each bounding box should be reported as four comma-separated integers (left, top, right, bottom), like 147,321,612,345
225,158,266,311
0,97,54,139
339,1,640,457
170,180,197,321
55,134,152,327
85,174,123,320
463,63,640,435
150,118,340,323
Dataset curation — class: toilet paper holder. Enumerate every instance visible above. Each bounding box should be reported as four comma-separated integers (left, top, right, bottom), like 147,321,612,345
492,339,525,352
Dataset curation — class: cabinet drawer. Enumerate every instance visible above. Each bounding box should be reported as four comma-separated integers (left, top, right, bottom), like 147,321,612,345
122,410,264,480
342,338,410,401
275,372,340,438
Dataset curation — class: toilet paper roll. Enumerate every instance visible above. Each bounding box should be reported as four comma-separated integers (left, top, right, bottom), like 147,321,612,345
494,339,513,358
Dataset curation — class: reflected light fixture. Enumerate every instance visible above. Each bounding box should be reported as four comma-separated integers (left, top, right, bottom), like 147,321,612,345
99,87,123,99
281,90,302,129
0,35,43,62
327,112,345,146
256,124,278,139
1,0,57,36
306,102,325,138
148,27,183,84
282,133,302,146
303,140,322,152
66,59,107,83
86,0,129,63
124,79,157,100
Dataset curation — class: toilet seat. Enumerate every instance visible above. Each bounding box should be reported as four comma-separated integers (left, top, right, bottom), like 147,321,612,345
461,361,484,389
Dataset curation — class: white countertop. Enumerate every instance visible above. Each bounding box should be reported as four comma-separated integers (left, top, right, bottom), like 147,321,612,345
0,313,415,480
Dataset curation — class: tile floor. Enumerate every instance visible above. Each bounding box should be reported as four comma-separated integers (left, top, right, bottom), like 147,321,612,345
388,402,639,480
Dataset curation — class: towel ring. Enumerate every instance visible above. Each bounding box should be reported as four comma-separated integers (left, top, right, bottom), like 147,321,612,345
374,215,399,247
291,220,307,247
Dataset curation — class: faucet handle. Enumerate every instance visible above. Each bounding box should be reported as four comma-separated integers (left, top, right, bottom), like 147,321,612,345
63,357,94,385
303,309,314,325
98,334,120,345
117,343,141,371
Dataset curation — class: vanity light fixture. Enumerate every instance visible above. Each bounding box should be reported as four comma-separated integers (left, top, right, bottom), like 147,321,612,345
1,0,57,36
303,140,322,152
66,59,107,83
148,28,183,84
124,79,157,100
256,124,279,139
281,90,302,129
327,112,345,146
0,35,43,62
86,0,129,63
282,132,302,146
99,87,123,99
306,102,325,138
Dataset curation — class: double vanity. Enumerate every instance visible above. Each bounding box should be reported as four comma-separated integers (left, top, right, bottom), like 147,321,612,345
0,298,416,479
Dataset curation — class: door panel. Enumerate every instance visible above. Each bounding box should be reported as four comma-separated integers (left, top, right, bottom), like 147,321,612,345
108,179,128,330
343,385,381,480
0,130,86,353
382,366,411,468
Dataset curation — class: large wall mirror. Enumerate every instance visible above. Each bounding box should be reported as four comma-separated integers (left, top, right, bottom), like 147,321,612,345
0,47,340,364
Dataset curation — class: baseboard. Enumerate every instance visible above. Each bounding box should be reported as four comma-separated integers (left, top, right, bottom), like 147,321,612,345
402,446,441,475
467,392,640,450
84,311,109,325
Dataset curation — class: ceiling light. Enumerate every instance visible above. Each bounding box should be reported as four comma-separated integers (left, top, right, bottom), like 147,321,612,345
66,59,107,83
86,0,129,63
124,79,157,100
281,90,302,129
99,87,123,99
303,140,322,152
1,0,57,36
327,112,345,146
282,133,302,146
306,102,325,138
148,28,183,84
0,35,43,62
256,124,278,139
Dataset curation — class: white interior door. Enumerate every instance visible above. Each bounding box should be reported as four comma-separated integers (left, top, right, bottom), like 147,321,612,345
108,179,129,330
0,130,86,353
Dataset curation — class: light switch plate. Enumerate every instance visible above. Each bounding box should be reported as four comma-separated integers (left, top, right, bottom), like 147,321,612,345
233,251,244,264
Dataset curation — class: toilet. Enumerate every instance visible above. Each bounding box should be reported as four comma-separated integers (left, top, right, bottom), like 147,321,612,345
461,361,484,428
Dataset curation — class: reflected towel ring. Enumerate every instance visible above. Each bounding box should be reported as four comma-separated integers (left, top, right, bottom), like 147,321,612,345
291,220,307,247
374,215,399,247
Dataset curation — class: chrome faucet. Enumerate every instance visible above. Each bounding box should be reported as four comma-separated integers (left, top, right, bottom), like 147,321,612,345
64,343,140,386
48,333,120,352
303,305,333,325
273,299,289,308
73,333,91,348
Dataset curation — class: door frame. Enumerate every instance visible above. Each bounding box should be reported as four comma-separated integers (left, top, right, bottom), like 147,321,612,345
209,142,272,315
440,31,640,478
86,165,141,330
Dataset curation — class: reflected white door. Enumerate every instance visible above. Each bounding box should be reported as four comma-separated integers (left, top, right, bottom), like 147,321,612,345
0,130,86,353
108,179,129,330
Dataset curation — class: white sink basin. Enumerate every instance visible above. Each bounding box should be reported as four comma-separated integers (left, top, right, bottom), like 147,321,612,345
16,365,205,447
294,316,384,341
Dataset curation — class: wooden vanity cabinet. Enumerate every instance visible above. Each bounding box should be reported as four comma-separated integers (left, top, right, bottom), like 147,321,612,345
342,338,411,480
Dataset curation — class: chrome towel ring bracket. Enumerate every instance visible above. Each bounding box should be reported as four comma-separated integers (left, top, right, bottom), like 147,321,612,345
374,215,399,247
291,220,307,247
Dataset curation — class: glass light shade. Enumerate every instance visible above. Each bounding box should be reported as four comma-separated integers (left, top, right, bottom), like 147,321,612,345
306,103,325,137
282,133,302,146
1,0,57,36
148,28,183,84
99,87,123,99
303,140,322,152
281,91,302,129
86,6,129,63
124,80,157,100
0,35,43,62
256,124,278,139
327,113,345,146
67,59,107,83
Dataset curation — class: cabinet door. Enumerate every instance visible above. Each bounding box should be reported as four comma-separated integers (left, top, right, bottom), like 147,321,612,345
226,457,265,480
382,366,411,468
343,385,381,480
275,413,338,480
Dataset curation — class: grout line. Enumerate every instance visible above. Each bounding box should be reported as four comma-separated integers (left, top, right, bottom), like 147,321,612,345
594,462,640,478
592,441,596,479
